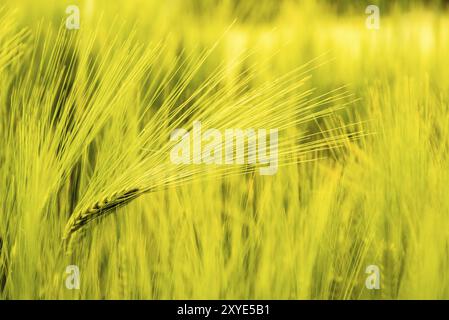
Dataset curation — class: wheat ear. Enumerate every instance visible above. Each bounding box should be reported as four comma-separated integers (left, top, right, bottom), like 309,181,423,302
63,187,143,252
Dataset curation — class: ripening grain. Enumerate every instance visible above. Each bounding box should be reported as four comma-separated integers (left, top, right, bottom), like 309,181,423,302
1,0,449,300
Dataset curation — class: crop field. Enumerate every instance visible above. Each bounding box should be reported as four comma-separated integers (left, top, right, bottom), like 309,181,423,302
1,0,449,300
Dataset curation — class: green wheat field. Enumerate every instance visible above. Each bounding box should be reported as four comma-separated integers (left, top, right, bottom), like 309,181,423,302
1,0,449,300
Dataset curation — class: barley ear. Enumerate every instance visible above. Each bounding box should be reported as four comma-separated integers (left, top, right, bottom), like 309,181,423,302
63,187,142,253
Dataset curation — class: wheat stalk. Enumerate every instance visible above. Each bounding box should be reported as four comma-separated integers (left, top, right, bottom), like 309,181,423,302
56,32,362,255
63,187,143,252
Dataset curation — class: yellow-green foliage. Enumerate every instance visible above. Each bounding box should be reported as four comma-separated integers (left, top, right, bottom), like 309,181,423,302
1,0,449,299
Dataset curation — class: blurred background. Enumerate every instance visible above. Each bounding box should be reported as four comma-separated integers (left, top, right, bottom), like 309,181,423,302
2,0,449,299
